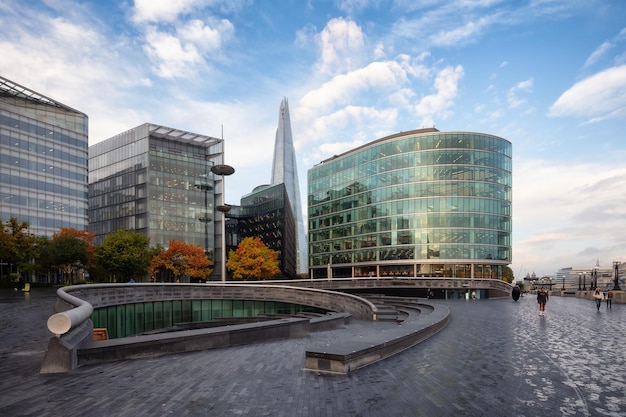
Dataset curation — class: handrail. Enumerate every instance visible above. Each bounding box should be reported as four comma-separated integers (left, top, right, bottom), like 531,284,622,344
47,287,94,336
45,283,378,336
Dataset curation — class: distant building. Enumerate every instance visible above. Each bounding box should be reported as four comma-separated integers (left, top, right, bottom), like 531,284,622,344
0,76,89,236
222,98,303,279
88,123,226,280
307,128,512,279
270,98,307,275
557,261,614,290
226,183,297,278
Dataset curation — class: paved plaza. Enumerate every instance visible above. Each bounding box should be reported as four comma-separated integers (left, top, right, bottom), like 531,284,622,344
1,288,625,416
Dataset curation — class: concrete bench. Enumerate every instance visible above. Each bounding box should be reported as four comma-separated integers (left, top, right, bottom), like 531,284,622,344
305,300,449,374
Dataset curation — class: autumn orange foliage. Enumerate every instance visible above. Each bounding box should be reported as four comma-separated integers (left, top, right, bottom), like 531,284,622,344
227,237,280,280
149,239,212,281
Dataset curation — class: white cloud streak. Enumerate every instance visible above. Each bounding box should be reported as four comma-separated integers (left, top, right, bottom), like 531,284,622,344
549,65,626,122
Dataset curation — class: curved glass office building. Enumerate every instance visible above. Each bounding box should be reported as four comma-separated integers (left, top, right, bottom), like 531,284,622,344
307,128,512,280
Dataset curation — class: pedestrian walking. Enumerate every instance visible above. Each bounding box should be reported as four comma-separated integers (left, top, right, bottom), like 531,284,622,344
593,288,603,311
606,290,613,309
537,288,548,316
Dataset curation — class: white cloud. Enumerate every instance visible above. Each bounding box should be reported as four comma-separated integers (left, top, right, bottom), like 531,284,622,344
583,41,613,69
337,0,372,14
548,65,626,121
143,27,203,78
512,158,626,274
507,77,533,109
431,15,493,47
315,17,366,76
0,5,152,142
133,0,203,24
415,65,464,126
142,18,234,78
299,59,421,118
179,19,231,51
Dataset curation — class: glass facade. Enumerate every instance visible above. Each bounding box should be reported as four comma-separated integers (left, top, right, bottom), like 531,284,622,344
92,298,327,339
271,98,307,274
0,77,89,236
227,183,297,278
307,128,512,279
89,124,226,279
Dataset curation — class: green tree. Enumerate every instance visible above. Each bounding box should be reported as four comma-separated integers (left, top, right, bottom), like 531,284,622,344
0,218,36,281
44,230,92,284
227,237,280,280
95,229,151,282
148,239,212,282
46,234,90,285
502,265,514,283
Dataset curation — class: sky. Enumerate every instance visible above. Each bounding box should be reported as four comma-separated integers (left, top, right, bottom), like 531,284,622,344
1,0,625,278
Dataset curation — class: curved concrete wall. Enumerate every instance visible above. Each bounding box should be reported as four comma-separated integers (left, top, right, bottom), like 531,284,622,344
41,283,378,374
61,283,378,321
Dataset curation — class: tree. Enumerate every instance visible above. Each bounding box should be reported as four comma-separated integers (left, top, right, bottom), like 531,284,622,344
95,229,151,282
44,229,93,284
227,237,280,280
148,240,212,282
502,265,514,283
0,217,36,281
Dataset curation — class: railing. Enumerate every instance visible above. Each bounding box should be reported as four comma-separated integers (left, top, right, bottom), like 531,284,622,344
47,286,94,336
41,283,379,373
261,277,514,295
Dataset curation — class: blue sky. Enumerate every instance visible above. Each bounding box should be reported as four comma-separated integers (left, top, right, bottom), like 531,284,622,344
1,0,625,278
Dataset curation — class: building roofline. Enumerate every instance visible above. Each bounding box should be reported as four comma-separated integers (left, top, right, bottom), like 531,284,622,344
315,127,511,166
147,123,223,147
317,128,439,165
0,76,86,116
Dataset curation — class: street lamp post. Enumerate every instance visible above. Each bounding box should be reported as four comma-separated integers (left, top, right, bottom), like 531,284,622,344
195,183,212,256
613,261,621,291
578,273,582,291
211,164,235,282
583,273,586,290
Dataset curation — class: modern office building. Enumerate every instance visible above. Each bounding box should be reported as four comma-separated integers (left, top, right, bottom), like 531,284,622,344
88,123,226,280
226,183,297,278
271,98,307,275
0,76,89,236
307,128,512,280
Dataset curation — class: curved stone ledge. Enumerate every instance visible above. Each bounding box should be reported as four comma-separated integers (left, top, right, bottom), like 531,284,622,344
41,283,377,374
61,283,378,320
47,289,94,336
305,298,450,374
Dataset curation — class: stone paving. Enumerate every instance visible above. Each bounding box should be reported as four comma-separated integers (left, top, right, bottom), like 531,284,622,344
1,288,625,416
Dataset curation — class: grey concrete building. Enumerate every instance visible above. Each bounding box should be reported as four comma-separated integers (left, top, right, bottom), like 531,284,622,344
88,123,226,280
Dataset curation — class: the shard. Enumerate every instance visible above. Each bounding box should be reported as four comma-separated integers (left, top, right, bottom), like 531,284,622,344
271,97,307,275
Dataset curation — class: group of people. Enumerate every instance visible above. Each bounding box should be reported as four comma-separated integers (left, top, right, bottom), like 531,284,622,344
536,287,614,315
593,288,614,310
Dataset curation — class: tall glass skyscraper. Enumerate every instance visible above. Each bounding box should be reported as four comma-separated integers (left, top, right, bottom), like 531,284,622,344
271,98,307,275
0,76,89,236
307,128,512,280
88,124,226,280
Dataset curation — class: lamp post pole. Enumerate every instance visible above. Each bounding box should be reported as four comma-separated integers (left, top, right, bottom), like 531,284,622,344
578,273,581,291
195,183,212,256
211,164,235,282
613,261,621,291
583,273,586,291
